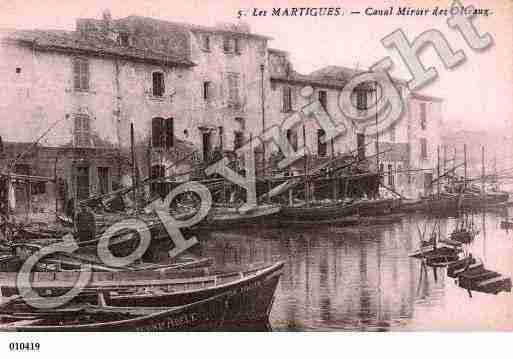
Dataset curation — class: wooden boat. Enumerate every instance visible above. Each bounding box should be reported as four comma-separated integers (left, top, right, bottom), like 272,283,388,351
409,242,462,259
450,228,477,244
195,204,281,229
1,262,285,325
278,215,360,227
473,276,512,294
277,200,360,222
448,259,484,278
425,252,460,267
33,252,213,273
350,198,402,216
447,257,478,277
0,290,265,332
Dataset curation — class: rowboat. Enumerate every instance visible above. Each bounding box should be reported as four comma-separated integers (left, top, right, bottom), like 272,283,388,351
409,241,462,259
34,253,213,273
449,228,477,243
0,291,261,332
2,262,285,325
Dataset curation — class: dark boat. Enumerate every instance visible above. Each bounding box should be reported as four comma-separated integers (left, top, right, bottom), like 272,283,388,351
194,204,281,229
2,262,285,325
277,200,360,223
0,290,265,332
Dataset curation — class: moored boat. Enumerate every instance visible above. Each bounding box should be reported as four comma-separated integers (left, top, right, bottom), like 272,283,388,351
0,291,260,332
1,262,285,325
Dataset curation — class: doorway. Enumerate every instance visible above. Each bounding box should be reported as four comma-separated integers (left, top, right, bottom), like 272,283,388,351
75,166,90,200
202,132,212,161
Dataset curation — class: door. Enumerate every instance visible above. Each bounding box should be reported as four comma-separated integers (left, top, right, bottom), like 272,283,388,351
424,173,433,196
75,166,90,200
202,132,212,161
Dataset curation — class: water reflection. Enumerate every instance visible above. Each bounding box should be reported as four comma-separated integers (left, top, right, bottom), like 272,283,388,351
196,212,513,331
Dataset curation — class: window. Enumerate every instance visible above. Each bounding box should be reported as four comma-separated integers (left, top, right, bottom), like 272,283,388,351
118,33,130,46
318,90,327,110
201,34,210,51
317,129,327,157
234,131,244,150
31,181,46,195
98,167,110,195
283,87,292,113
203,81,211,101
218,126,224,149
420,138,428,159
389,125,396,142
387,164,394,187
152,72,165,97
286,129,298,152
152,117,174,149
420,103,427,130
150,165,166,196
227,73,240,105
356,90,367,110
223,36,232,53
234,38,242,55
74,114,91,147
73,58,89,91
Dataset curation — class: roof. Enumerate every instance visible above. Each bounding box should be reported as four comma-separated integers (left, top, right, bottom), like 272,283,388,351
271,70,372,91
116,15,272,40
0,28,195,67
310,65,408,86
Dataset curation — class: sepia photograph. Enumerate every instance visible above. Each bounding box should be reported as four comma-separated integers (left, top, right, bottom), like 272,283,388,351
0,0,512,354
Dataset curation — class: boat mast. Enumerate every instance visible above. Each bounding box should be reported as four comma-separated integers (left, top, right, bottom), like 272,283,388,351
303,124,309,207
464,144,467,190
481,146,485,198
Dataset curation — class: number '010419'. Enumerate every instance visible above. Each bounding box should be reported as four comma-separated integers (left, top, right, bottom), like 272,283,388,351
9,342,40,351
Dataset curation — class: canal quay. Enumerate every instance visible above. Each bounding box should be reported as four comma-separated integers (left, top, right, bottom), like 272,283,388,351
196,211,513,331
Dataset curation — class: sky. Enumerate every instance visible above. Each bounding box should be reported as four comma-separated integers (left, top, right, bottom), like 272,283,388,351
1,0,512,135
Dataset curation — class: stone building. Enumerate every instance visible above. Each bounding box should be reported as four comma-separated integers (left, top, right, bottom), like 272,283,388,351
266,57,443,198
0,11,272,211
0,11,443,213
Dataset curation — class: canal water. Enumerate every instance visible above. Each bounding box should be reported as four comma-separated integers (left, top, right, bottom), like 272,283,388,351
195,211,513,331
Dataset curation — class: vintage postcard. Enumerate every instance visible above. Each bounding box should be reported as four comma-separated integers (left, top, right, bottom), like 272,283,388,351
0,0,512,354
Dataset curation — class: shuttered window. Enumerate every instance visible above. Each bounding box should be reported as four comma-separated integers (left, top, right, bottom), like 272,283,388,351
286,129,298,152
317,129,327,157
74,114,91,147
152,117,174,149
152,72,165,97
73,58,89,91
283,87,292,112
420,138,428,159
318,91,327,110
227,73,240,105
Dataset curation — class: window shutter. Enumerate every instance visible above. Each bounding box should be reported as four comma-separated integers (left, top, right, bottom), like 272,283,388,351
165,118,174,149
152,118,163,147
73,60,81,90
81,60,89,90
282,87,287,112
